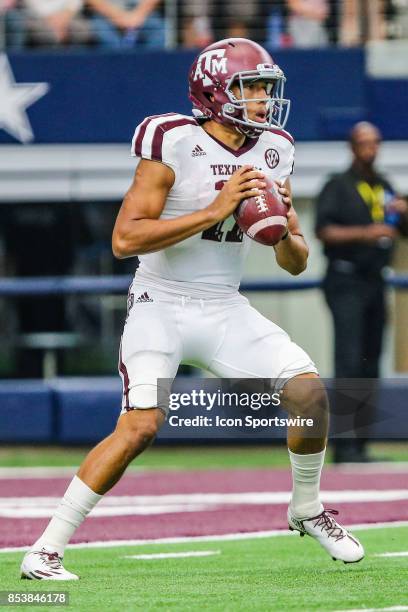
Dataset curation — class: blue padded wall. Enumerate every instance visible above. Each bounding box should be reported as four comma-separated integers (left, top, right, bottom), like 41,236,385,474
0,377,407,443
0,381,54,442
51,378,121,444
1,49,371,144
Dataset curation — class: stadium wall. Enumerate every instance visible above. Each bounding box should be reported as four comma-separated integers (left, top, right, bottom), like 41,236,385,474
1,48,367,145
1,47,407,145
0,377,407,444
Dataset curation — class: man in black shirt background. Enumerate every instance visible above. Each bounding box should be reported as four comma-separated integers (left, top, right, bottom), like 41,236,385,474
315,122,407,463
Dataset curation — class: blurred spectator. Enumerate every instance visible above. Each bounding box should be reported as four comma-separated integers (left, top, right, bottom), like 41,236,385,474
340,0,386,46
315,122,408,462
86,0,165,49
179,0,212,48
262,1,289,49
21,0,92,47
1,0,23,50
285,0,329,47
325,0,340,44
181,16,212,48
210,0,259,44
387,0,408,39
226,18,252,39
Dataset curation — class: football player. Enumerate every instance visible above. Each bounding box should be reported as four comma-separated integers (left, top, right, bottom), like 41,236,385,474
21,38,364,580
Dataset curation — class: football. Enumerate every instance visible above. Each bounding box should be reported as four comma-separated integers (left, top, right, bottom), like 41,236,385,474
234,179,288,246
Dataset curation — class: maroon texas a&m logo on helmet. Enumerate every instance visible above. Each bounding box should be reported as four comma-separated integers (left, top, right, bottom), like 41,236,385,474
188,38,291,138
192,48,228,87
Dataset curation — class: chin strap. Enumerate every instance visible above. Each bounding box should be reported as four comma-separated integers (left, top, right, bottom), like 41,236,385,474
192,108,207,118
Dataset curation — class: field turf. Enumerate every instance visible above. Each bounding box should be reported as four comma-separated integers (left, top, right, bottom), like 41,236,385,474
1,444,407,611
1,527,408,611
1,442,407,470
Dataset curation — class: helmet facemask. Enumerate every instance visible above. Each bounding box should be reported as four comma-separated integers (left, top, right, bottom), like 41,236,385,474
222,65,290,138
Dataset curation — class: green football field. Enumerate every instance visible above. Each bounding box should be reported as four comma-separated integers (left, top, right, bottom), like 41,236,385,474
1,443,408,611
1,441,408,469
1,527,408,611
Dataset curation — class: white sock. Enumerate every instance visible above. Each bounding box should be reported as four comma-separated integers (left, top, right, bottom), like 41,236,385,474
33,476,102,557
288,448,325,519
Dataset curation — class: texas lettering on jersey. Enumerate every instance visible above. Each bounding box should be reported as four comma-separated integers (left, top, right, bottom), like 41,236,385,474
210,164,263,176
130,113,295,294
211,163,242,175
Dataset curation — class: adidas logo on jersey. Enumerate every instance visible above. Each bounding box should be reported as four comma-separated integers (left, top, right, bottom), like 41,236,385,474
191,144,206,157
136,291,153,303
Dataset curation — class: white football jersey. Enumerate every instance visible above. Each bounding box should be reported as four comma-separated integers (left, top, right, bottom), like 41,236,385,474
130,113,295,297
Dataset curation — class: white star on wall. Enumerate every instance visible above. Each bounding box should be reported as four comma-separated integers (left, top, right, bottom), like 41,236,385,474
0,54,50,144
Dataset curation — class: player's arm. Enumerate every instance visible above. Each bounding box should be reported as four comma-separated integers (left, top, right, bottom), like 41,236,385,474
273,179,309,275
112,160,265,258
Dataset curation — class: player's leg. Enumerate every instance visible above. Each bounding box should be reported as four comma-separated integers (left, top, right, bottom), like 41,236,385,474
21,407,165,581
77,408,164,494
280,372,327,517
279,373,337,545
209,296,363,563
208,298,326,517
21,285,181,580
279,365,364,562
20,409,162,580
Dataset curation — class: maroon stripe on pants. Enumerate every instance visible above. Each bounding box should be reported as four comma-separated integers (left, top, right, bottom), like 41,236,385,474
118,338,130,411
151,118,197,162
133,113,179,156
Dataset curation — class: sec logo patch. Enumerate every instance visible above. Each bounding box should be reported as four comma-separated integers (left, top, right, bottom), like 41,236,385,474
265,148,280,169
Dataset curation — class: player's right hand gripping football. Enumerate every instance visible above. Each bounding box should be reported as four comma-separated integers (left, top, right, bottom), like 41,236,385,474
207,166,266,223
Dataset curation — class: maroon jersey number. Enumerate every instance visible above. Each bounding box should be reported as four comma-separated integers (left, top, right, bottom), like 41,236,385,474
201,180,243,243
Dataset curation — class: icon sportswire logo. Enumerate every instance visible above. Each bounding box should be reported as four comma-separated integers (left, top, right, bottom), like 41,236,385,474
192,144,206,157
136,292,153,303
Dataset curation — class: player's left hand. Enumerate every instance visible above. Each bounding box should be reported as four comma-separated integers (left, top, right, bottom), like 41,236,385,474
275,181,295,223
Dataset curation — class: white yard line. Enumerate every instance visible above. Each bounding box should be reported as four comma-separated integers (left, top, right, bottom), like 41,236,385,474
0,529,296,553
340,520,408,531
123,550,220,560
334,607,408,612
0,506,212,518
1,520,407,554
332,462,408,473
374,551,408,558
0,467,79,478
0,466,147,478
1,489,408,519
